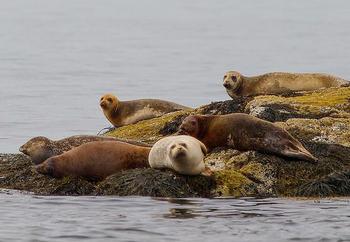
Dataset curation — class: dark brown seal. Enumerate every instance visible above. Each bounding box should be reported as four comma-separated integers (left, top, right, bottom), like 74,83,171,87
178,113,317,162
35,141,151,180
223,71,349,98
20,135,151,165
100,93,192,127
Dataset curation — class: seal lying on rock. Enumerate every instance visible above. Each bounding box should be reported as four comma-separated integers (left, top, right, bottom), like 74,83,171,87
100,93,191,127
149,135,209,175
223,71,349,98
178,113,317,162
20,135,151,165
35,141,151,180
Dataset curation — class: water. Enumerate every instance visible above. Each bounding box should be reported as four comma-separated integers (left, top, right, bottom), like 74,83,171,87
1,0,350,152
0,190,349,242
1,1,350,241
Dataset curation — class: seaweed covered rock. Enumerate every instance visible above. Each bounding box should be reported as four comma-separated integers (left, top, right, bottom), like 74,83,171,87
0,154,95,195
1,86,350,198
96,168,215,198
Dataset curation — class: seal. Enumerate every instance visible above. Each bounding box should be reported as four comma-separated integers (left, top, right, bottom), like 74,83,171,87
178,113,317,162
148,135,209,175
19,135,151,165
223,71,349,98
100,93,192,127
35,141,151,180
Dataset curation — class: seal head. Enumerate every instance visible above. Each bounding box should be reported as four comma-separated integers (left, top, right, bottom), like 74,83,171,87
178,116,200,137
223,71,243,97
19,136,54,165
100,93,119,112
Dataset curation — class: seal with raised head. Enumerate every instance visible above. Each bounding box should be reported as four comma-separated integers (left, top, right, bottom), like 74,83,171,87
100,93,192,127
149,135,209,175
20,135,151,165
223,71,349,98
35,141,151,180
178,113,317,162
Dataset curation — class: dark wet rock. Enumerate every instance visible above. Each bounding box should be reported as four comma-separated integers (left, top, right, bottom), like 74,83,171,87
0,154,95,195
96,168,215,197
197,97,252,115
296,170,350,197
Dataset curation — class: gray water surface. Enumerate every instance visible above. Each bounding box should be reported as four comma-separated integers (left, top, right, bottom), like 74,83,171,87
1,190,350,242
1,1,350,241
1,0,350,152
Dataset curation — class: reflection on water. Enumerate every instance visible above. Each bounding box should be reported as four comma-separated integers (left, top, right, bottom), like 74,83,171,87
1,190,350,242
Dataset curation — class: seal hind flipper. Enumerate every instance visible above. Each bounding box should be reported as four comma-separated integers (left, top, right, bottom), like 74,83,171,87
280,148,317,163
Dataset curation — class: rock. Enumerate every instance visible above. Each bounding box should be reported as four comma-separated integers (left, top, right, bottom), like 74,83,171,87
246,87,350,122
96,168,215,198
1,87,350,198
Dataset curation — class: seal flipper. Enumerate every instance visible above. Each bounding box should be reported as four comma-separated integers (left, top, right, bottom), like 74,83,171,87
280,148,318,163
35,158,58,177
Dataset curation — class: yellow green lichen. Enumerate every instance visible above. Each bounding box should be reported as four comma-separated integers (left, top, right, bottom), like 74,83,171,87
105,110,189,142
214,169,256,197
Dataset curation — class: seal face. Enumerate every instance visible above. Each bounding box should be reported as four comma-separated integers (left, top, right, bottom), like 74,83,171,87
20,135,151,165
35,141,151,180
223,71,243,98
179,113,317,162
222,71,349,98
99,93,191,127
149,135,208,175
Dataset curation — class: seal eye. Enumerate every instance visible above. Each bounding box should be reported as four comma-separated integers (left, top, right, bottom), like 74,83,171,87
223,75,227,80
231,76,237,82
107,98,113,102
170,144,176,149
100,97,103,101
179,143,187,148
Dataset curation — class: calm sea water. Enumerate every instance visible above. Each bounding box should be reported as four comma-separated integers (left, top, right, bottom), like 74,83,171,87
1,1,350,241
0,190,350,242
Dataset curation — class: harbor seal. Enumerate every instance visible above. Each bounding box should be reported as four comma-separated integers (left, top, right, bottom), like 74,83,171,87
20,135,151,165
223,71,349,98
178,113,317,162
149,135,209,175
100,93,191,127
35,141,151,180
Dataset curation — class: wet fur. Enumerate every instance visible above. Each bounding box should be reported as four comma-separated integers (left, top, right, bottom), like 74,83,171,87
20,135,151,165
223,71,349,98
35,141,151,180
179,113,317,162
100,94,192,127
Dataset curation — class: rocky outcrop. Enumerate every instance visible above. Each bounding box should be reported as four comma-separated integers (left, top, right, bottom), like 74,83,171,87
1,87,349,198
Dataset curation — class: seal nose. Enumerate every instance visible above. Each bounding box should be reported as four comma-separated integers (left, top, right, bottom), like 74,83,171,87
100,101,107,108
223,82,230,88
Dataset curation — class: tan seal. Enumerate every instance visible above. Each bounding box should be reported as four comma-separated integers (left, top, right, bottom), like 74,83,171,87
178,113,317,162
35,141,151,180
100,93,192,127
223,71,349,98
149,135,209,175
20,135,151,165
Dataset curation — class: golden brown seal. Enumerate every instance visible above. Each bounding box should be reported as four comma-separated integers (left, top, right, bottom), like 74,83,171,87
223,71,349,98
178,113,317,162
100,93,192,127
35,141,151,180
20,135,151,165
